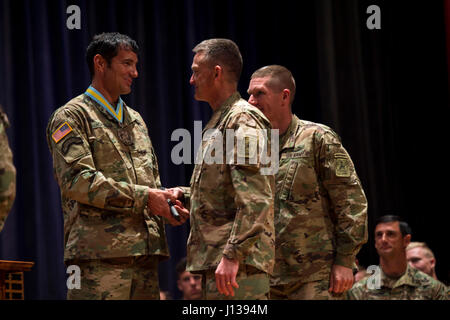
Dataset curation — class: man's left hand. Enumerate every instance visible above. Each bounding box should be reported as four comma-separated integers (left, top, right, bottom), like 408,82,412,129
215,257,239,297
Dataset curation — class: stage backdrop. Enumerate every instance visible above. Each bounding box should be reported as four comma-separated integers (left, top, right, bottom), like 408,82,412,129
0,0,448,299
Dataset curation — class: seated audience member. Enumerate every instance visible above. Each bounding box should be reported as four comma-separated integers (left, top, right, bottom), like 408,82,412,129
346,215,448,300
176,257,202,300
406,242,438,281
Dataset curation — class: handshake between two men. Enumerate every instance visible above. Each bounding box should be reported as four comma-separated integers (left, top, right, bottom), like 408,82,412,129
148,187,189,226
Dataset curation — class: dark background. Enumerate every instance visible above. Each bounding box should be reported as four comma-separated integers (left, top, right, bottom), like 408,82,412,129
0,0,448,300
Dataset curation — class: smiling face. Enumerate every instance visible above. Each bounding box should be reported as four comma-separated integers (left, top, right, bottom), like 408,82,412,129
374,221,410,259
102,48,138,98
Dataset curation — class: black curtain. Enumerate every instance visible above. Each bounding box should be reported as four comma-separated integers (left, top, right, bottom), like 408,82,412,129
0,0,448,299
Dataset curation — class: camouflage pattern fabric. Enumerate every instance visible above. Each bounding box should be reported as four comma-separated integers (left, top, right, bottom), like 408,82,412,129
67,256,159,300
186,92,275,276
201,264,270,300
271,279,344,300
272,115,368,287
346,264,449,300
0,107,16,232
46,94,169,262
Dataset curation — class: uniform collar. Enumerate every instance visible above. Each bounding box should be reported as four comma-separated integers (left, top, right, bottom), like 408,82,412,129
380,264,418,289
85,86,124,123
204,92,241,132
84,93,138,127
280,114,299,150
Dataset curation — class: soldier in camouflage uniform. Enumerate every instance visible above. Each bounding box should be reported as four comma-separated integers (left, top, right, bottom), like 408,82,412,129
46,33,188,300
174,39,275,300
247,65,368,299
0,105,16,232
346,215,448,300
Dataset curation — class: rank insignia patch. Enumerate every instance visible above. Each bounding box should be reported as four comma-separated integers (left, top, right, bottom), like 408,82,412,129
52,122,73,143
236,127,260,161
335,153,351,177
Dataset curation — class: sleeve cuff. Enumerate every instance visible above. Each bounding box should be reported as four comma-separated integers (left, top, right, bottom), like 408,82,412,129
178,186,191,210
223,243,244,262
134,185,149,216
334,254,356,269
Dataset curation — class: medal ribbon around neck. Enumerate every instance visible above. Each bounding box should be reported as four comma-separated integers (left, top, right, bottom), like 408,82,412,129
85,86,124,123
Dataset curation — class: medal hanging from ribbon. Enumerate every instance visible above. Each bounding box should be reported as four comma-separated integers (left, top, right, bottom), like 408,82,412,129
85,86,124,123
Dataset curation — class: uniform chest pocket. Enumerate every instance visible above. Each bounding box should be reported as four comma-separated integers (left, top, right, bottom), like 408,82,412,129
191,138,211,186
279,160,299,201
278,155,318,202
89,131,132,173
132,149,158,187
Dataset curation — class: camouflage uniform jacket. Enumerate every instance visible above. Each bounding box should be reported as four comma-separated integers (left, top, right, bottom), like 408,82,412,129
272,115,368,286
346,264,449,300
46,94,169,261
186,92,275,274
0,107,16,232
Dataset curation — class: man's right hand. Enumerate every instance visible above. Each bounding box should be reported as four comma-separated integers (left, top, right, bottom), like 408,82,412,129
167,187,185,204
147,188,189,226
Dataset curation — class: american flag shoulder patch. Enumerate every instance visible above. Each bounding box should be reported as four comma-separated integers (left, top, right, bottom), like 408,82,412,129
52,121,73,143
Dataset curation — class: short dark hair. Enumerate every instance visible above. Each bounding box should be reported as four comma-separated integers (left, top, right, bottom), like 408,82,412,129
193,38,243,83
86,32,139,77
375,215,412,236
251,65,296,104
175,257,187,278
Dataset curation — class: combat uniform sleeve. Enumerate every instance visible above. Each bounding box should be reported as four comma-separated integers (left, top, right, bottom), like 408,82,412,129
432,281,449,300
46,107,149,216
177,186,191,211
0,112,16,231
222,113,275,262
317,131,368,268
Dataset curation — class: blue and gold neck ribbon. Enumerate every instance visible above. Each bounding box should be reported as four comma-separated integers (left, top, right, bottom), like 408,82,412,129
85,86,124,123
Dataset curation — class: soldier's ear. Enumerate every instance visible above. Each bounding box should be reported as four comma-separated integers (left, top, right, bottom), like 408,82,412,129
403,234,411,247
214,65,223,79
282,89,290,101
93,54,107,74
281,89,291,109
429,258,436,269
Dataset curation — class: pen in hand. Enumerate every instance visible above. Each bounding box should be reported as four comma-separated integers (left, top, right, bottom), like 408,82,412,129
167,199,181,221
160,187,181,221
